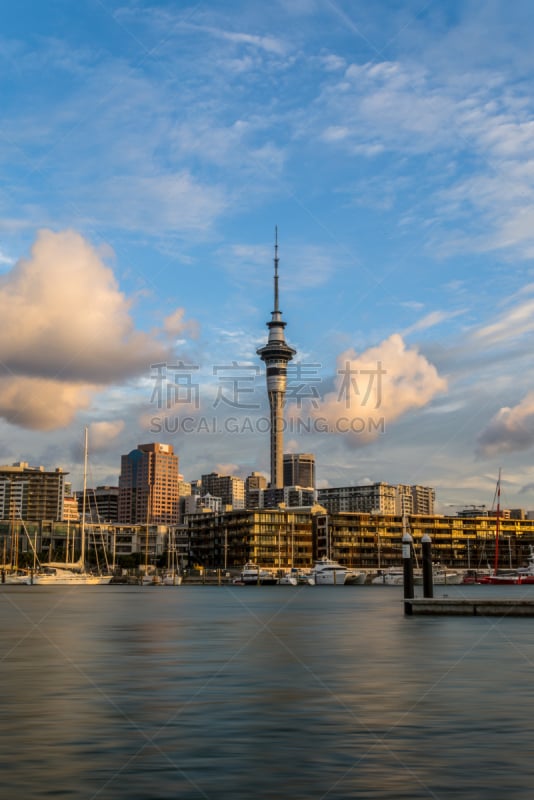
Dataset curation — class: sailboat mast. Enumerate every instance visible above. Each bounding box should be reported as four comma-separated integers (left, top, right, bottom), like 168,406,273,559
81,426,88,570
494,468,501,575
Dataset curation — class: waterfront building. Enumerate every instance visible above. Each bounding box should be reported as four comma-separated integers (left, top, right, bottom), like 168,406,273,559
185,507,316,570
283,453,316,490
0,462,66,522
318,483,435,516
4,510,534,573
318,483,397,514
118,443,180,525
200,473,245,509
257,231,296,490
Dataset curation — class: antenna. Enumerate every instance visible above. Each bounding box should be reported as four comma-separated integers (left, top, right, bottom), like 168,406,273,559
273,226,279,313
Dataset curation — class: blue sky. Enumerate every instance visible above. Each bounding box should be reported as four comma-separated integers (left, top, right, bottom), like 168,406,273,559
2,0,534,511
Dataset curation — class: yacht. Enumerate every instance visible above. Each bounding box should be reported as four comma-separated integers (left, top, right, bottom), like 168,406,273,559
310,557,348,586
345,568,367,585
239,563,278,585
414,565,463,585
32,567,111,585
371,568,405,586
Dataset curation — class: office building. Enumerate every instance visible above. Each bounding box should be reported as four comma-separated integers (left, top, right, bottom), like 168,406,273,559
118,443,180,525
200,473,245,509
283,453,316,489
76,485,119,523
245,472,268,508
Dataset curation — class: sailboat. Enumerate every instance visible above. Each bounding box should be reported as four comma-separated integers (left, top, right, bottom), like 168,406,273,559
33,428,111,585
478,470,522,585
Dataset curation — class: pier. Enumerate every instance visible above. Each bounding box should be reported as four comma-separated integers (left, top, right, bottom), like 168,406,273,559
403,531,534,615
405,598,534,616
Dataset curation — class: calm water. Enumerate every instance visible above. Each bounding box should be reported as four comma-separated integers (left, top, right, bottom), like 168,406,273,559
2,583,534,799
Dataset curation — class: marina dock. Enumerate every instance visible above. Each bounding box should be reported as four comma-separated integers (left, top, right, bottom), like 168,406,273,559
405,597,534,616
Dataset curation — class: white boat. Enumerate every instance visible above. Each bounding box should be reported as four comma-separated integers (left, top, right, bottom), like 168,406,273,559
33,429,111,586
429,566,463,585
310,557,348,585
162,571,183,585
278,572,298,585
287,567,315,585
1,569,32,585
240,562,278,585
372,564,461,586
413,564,463,585
33,567,110,586
371,568,405,586
345,568,367,585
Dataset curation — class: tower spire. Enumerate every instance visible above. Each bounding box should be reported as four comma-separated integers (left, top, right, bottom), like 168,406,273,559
257,229,296,491
274,226,279,314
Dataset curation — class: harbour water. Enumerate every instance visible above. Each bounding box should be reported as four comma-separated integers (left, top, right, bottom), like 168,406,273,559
2,583,534,799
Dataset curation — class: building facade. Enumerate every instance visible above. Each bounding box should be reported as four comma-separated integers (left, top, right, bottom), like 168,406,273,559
200,473,245,509
76,485,119,523
318,483,397,515
118,443,180,525
245,472,268,508
318,483,435,516
0,462,66,522
283,453,316,489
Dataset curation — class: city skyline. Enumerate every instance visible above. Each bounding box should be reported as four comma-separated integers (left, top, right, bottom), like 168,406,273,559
1,2,534,511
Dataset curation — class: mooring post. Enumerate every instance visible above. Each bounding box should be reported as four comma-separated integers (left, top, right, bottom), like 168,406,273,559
403,530,414,615
422,533,433,598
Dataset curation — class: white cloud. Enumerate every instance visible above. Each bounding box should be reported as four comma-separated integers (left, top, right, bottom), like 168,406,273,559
88,420,125,452
403,309,465,336
0,229,173,430
98,173,227,234
0,377,93,431
473,297,534,347
477,392,534,456
476,392,534,457
0,248,14,265
164,308,200,339
311,334,447,446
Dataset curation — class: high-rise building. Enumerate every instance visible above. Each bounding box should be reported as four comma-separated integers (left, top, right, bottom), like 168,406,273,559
317,483,397,515
245,472,268,508
200,473,245,509
396,485,435,515
118,443,179,525
317,483,436,516
283,453,316,489
257,230,296,489
76,485,119,523
0,462,66,521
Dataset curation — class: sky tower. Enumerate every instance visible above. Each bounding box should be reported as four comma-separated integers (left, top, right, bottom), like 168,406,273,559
257,229,296,489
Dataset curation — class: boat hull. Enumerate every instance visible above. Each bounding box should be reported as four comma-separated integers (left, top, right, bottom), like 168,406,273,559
33,571,111,585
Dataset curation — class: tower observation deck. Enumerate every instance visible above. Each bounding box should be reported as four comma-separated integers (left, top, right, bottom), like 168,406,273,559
257,229,296,489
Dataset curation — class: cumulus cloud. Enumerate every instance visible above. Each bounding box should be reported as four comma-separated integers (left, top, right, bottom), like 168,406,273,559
0,229,173,430
88,420,125,451
0,377,93,431
164,307,199,339
476,392,534,457
311,334,447,446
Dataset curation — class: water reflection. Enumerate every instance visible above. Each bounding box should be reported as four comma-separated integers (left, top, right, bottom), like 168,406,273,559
1,585,534,798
